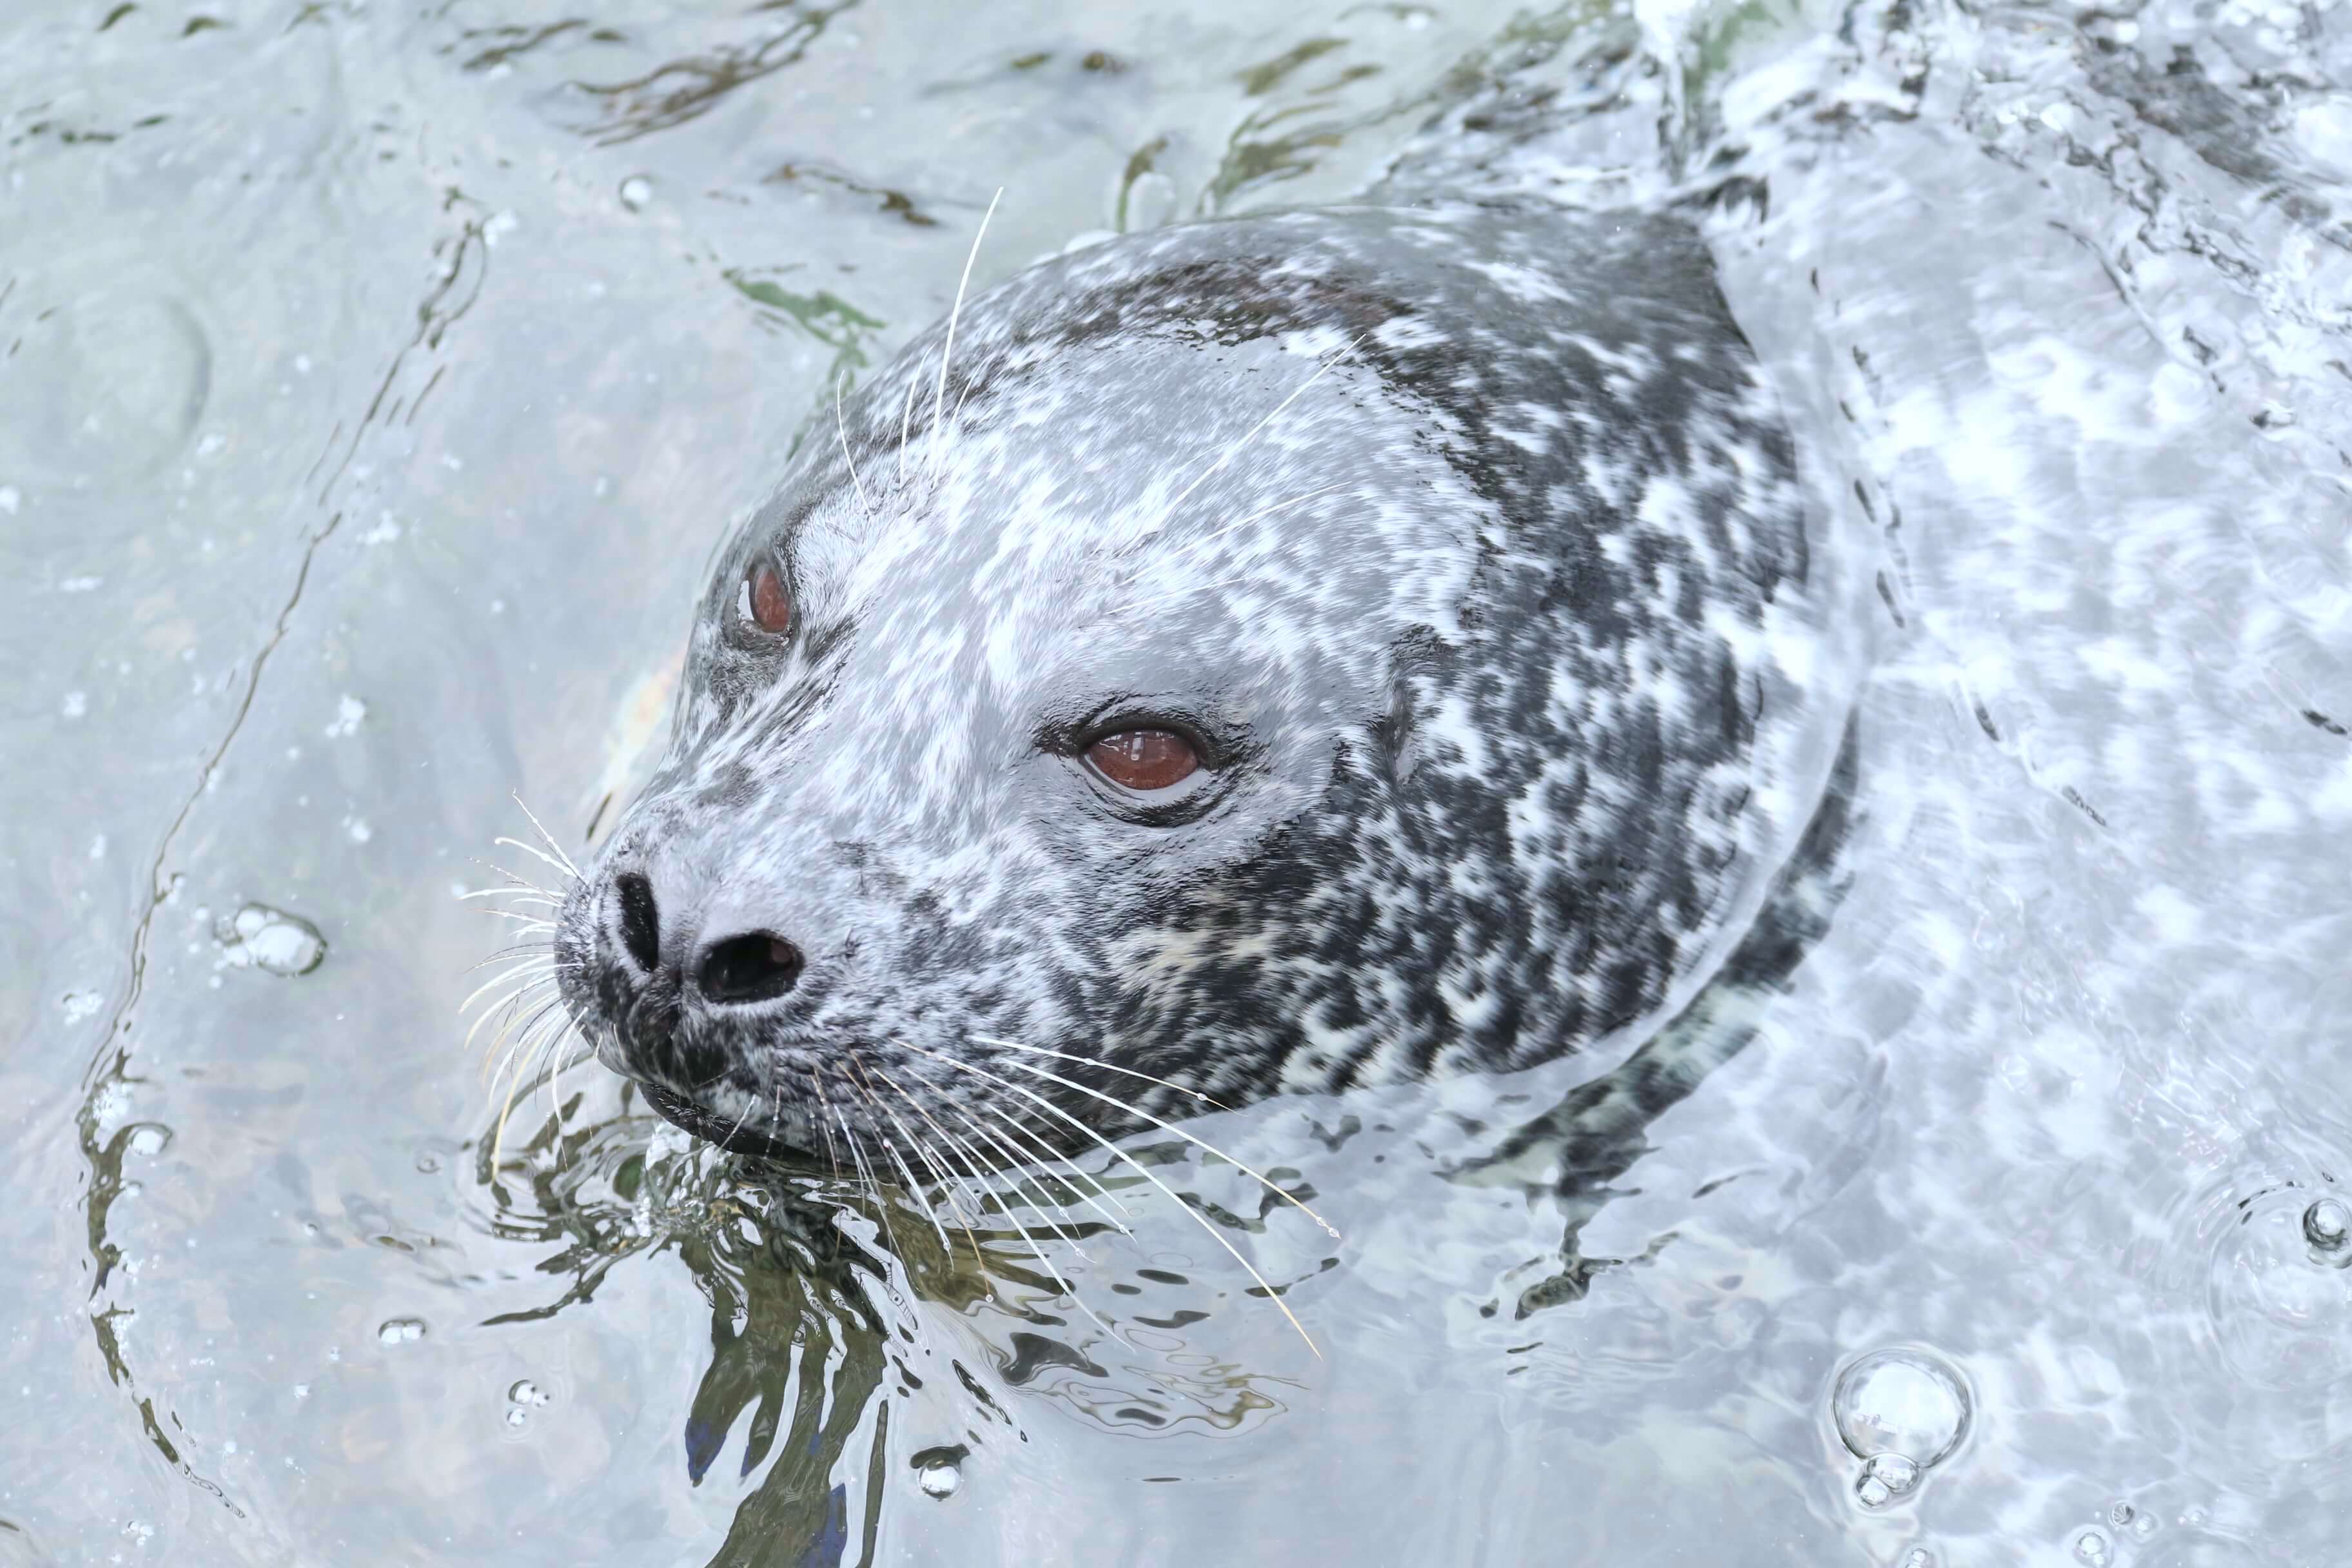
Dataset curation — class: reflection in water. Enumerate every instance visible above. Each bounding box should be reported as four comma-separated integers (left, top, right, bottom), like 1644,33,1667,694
14,0,2352,1558
467,1073,1338,1563
444,716,1856,1563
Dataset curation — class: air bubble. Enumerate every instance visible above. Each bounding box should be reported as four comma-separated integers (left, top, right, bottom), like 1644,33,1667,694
2074,1529,2111,1565
377,1318,426,1346
508,1379,548,1406
618,175,652,211
2304,1197,2351,1262
1863,1453,1919,1496
214,904,326,977
1831,1346,1972,1469
1899,1552,1936,1568
2106,1502,2135,1528
0,282,210,487
910,1444,966,1500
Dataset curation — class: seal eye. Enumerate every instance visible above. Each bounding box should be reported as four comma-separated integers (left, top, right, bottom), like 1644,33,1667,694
743,561,792,636
1086,729,1199,792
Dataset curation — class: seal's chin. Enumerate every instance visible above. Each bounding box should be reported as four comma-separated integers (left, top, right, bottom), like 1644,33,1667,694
636,1079,812,1166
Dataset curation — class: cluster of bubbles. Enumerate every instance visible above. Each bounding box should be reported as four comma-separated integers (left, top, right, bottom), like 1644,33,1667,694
1830,1346,1973,1509
376,1317,426,1347
211,903,326,977
505,1378,551,1429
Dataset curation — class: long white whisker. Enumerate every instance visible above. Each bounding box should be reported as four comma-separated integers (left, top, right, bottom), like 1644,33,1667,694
1119,482,1350,592
845,1057,967,1255
1161,336,1363,522
828,1099,906,1266
458,888,560,907
946,1104,1094,1262
941,1102,1125,1342
906,1042,1324,1357
983,1105,1133,1238
867,1064,1001,1259
869,1122,950,1260
807,1066,847,1184
509,793,583,881
490,997,569,1163
896,358,921,484
972,1033,1338,1240
834,375,874,516
981,1037,1236,1113
493,836,581,885
929,186,1003,478
469,984,555,1074
459,959,556,1015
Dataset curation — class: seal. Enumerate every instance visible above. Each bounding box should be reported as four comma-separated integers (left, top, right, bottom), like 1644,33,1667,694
544,197,1850,1171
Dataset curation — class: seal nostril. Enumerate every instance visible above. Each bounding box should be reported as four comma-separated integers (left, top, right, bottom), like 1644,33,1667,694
614,872,661,974
698,932,804,1005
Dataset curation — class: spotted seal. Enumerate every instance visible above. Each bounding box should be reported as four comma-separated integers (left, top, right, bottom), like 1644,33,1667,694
544,197,1852,1166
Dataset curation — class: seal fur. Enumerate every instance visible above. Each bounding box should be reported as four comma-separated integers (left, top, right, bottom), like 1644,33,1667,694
551,199,1850,1161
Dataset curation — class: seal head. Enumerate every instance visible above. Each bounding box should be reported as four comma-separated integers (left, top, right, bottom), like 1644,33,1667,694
552,201,1843,1161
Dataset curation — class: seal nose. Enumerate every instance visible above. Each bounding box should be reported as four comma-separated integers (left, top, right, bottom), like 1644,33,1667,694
696,932,805,1005
613,870,662,974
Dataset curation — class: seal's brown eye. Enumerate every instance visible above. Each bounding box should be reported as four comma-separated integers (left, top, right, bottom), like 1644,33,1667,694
743,561,792,636
1087,729,1199,792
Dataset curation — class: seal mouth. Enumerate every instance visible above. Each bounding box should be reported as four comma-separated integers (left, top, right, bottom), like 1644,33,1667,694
637,1079,814,1166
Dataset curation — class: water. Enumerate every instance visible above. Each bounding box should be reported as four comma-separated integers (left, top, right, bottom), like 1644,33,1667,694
4,0,2350,1562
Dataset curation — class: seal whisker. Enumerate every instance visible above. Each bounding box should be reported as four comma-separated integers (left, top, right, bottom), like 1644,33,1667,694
1118,481,1351,591
975,1088,1139,1222
467,981,555,1075
983,1104,1135,1237
826,1100,907,1264
457,888,560,907
509,792,583,882
493,836,582,885
936,1100,1125,1341
805,1064,847,1184
476,909,557,930
868,1117,952,1260
865,1062,1003,1259
971,1033,1340,1240
1160,335,1363,523
489,996,569,1162
979,1037,1236,1113
844,1055,979,1255
834,375,874,517
464,943,558,975
910,1041,1320,1358
462,980,556,1063
895,356,922,485
942,1102,1096,1263
928,186,1003,480
905,1091,1018,1256
485,994,564,1084
458,958,558,1014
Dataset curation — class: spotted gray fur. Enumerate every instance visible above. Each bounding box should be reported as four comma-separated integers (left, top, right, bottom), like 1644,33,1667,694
552,198,1853,1160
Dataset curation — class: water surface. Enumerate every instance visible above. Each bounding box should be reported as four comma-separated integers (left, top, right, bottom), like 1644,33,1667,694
4,0,2351,1563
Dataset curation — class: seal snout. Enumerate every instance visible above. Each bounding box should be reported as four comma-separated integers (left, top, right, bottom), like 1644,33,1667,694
601,864,807,1011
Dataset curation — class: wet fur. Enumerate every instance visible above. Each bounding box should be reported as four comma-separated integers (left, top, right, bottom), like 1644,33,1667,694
554,200,1847,1160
